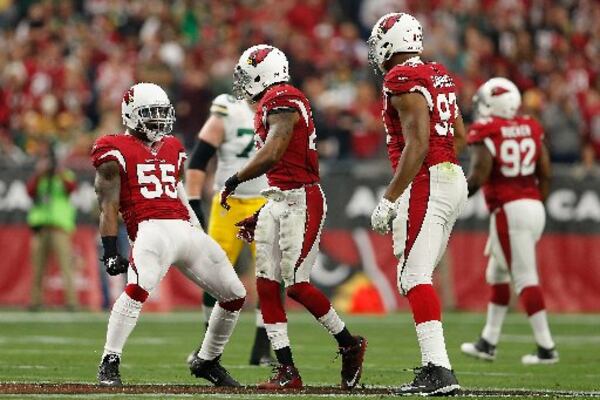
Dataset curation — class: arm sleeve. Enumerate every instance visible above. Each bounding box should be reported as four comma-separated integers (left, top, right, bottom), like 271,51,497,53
383,66,434,111
188,139,217,171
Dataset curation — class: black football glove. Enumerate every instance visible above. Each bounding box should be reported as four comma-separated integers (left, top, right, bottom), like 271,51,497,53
188,199,207,230
101,236,129,276
220,174,241,211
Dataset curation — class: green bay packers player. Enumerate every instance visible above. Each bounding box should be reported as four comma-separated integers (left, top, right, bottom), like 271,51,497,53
185,93,273,366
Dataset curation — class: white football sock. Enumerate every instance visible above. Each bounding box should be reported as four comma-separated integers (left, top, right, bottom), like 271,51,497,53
528,310,555,349
264,322,290,350
202,305,214,325
102,292,143,358
317,307,345,335
198,304,240,360
415,320,452,370
481,303,508,345
255,308,265,328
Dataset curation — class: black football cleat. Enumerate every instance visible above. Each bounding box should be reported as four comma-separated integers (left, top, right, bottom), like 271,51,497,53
339,336,368,390
190,355,241,387
186,344,202,366
97,354,122,387
395,363,460,396
460,337,496,361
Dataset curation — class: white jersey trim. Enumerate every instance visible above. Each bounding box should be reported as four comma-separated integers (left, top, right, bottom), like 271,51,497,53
409,85,434,111
100,149,126,172
483,137,496,157
288,99,309,126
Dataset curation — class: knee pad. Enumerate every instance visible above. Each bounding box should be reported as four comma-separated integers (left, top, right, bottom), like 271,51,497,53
398,265,433,296
125,283,149,303
219,297,245,312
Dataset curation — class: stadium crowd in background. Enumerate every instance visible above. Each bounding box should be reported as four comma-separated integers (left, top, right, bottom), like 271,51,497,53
0,0,599,170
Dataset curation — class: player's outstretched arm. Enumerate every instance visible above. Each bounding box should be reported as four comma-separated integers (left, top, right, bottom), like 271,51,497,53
453,112,467,156
466,143,493,197
383,93,430,202
536,142,551,202
95,160,128,276
220,110,298,209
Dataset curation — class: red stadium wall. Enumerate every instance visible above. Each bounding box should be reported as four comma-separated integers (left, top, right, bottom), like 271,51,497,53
1,225,598,312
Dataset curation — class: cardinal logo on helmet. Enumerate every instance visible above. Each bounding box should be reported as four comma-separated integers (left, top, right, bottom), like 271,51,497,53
123,87,134,105
380,14,401,34
247,48,273,67
491,86,510,96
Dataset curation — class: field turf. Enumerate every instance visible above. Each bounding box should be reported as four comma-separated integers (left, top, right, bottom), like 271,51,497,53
0,311,599,399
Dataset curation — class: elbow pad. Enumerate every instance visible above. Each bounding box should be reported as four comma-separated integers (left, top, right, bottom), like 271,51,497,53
188,139,217,171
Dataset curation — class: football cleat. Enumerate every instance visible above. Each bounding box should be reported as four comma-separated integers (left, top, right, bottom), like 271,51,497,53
395,363,460,396
258,364,303,390
460,337,496,361
189,355,241,387
339,336,368,390
97,354,122,387
186,344,202,366
521,346,559,365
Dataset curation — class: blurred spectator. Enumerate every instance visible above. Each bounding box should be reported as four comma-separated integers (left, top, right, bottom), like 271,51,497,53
26,143,78,311
0,0,598,167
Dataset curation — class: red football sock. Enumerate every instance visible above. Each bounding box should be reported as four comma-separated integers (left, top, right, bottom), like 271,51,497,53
406,284,441,325
287,282,331,319
490,283,510,306
256,278,287,324
520,285,546,316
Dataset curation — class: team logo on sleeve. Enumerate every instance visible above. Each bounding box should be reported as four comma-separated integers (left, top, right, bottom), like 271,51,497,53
380,14,401,33
247,48,273,67
123,87,134,105
491,86,510,96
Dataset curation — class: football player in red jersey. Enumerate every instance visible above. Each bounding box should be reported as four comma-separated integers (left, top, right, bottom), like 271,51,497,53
91,83,246,387
220,45,367,390
460,77,558,365
368,13,468,395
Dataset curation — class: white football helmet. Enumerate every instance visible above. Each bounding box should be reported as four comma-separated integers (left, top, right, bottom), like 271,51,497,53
233,44,290,100
367,12,423,73
473,77,521,119
121,82,175,142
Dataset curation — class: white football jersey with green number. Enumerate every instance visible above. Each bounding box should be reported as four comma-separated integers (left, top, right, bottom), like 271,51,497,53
211,94,268,197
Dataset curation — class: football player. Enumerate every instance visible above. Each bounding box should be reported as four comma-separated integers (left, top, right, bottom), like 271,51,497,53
220,45,367,390
460,77,558,365
185,93,273,366
368,13,468,395
91,83,246,387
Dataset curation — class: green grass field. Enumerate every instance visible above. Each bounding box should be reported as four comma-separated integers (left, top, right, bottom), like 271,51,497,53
1,311,599,399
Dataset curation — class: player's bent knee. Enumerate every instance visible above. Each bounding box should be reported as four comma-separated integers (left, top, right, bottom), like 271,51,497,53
125,283,149,303
398,270,432,296
219,296,245,312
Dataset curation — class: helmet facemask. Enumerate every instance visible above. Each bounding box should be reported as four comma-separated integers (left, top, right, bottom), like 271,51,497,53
134,104,175,142
367,34,392,74
233,65,253,101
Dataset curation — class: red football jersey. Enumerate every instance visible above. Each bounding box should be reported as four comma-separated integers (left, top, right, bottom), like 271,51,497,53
90,133,190,240
382,58,459,173
467,115,544,211
254,83,319,190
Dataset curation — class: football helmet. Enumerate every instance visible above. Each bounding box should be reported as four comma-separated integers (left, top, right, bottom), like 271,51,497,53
233,45,290,100
368,13,423,73
473,77,521,119
121,82,175,142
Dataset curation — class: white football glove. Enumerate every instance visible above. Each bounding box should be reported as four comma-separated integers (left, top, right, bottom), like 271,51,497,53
371,198,396,234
